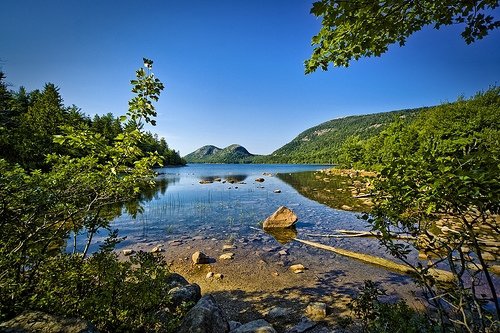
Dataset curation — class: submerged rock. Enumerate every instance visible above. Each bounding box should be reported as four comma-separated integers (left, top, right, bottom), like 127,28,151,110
262,206,298,229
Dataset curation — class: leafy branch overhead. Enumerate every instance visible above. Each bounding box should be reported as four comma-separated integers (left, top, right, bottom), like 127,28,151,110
128,58,165,127
305,0,500,72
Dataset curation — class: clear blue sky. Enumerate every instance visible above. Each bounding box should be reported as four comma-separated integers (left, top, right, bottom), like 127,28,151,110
1,1,499,156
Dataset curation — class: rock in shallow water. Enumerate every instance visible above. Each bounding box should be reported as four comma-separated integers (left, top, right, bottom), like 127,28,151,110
262,206,298,228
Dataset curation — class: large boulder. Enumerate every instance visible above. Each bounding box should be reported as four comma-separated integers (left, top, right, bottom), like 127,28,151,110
0,311,98,333
262,206,298,229
165,273,189,289
176,295,229,333
168,283,201,309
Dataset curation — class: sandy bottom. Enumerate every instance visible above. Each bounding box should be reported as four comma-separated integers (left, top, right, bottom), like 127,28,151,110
120,229,423,332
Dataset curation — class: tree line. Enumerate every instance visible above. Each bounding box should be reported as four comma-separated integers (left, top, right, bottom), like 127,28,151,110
0,73,185,171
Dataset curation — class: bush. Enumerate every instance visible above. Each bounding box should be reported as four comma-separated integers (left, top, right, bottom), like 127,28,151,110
343,280,435,333
31,251,185,332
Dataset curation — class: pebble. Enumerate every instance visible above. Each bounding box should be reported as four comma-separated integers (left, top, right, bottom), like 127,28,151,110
263,246,279,253
169,240,183,246
206,272,214,279
289,264,306,274
150,246,163,253
219,253,234,260
223,244,236,251
122,249,134,256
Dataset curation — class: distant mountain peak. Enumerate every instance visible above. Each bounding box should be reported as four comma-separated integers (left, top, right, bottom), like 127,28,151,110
184,144,256,163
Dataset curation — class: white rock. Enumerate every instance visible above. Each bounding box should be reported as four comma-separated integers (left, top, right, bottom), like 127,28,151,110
122,249,134,256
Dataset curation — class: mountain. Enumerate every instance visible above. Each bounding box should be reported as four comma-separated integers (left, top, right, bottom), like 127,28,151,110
255,108,424,164
184,144,256,163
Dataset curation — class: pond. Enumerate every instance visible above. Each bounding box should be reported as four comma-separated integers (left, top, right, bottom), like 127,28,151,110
77,164,387,257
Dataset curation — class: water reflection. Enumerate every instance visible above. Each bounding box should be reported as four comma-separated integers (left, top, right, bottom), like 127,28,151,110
198,174,248,183
277,171,372,212
263,227,298,244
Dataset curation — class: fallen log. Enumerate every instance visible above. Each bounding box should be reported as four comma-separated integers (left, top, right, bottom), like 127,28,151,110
293,238,454,283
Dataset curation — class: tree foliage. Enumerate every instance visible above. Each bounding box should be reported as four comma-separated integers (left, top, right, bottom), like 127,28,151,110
0,72,185,170
306,0,500,72
355,87,500,332
0,59,187,331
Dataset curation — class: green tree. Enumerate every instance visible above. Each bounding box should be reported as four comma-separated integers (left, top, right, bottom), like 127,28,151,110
16,83,67,169
306,0,500,72
91,112,123,143
0,59,188,331
365,88,500,332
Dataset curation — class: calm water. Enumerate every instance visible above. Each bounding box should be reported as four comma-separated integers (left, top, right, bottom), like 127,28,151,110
79,164,381,255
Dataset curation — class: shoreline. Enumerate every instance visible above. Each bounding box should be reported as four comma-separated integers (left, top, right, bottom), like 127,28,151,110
119,230,422,331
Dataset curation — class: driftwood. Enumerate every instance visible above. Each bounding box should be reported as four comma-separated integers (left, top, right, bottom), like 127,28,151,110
252,226,454,282
293,238,454,283
306,229,416,241
353,193,375,198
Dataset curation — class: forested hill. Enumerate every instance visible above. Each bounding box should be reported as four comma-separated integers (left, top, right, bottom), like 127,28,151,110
256,108,423,164
184,144,256,163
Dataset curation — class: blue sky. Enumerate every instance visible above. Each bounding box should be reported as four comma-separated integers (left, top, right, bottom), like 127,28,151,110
1,1,499,156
